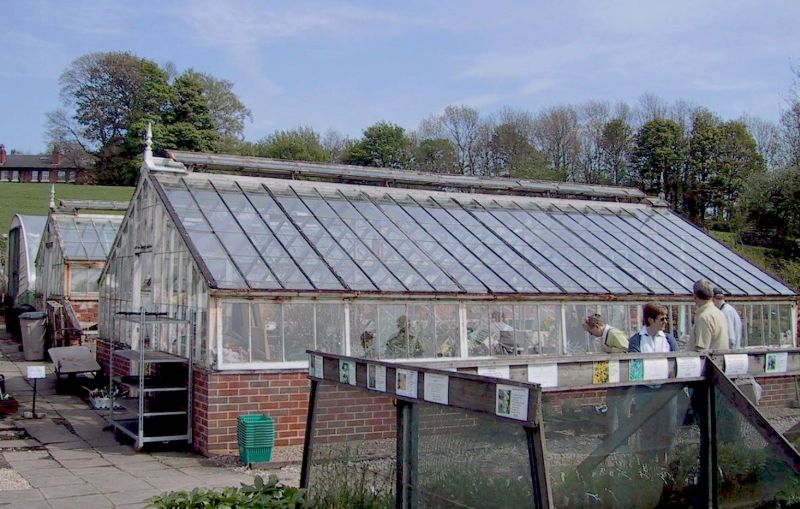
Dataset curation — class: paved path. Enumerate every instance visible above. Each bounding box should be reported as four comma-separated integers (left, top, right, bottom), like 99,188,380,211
0,333,259,508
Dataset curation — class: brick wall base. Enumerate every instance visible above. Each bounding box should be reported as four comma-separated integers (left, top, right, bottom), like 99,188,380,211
95,339,800,458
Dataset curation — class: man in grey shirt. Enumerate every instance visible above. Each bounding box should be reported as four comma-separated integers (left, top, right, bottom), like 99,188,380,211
713,287,742,349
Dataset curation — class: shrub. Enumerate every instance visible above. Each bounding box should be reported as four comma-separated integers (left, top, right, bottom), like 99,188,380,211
146,475,306,509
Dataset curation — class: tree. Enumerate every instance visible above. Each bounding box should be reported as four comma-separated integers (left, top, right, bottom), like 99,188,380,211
531,106,580,180
743,115,788,170
419,105,490,175
710,121,765,222
255,127,329,162
686,110,722,222
181,70,252,143
781,66,800,168
47,52,171,184
576,101,611,184
631,119,686,210
321,130,355,163
47,52,251,185
599,118,633,185
741,166,800,255
346,122,411,168
410,136,459,174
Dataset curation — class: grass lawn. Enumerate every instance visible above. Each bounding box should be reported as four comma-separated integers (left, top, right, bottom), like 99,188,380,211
0,182,133,230
712,231,800,291
0,183,134,267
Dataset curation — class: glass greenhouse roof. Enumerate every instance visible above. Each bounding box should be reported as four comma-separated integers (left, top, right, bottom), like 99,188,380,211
152,173,795,297
52,215,122,261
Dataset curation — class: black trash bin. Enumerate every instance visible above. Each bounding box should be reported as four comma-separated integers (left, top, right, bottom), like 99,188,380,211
9,304,35,341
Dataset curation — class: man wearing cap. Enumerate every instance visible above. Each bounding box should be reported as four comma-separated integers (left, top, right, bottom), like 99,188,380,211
690,279,728,351
713,287,743,349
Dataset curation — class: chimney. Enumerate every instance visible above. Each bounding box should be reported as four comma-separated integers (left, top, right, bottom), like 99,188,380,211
0,145,6,166
51,146,62,165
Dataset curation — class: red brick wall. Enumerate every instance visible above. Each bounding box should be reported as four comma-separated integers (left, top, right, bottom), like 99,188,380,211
543,387,607,414
70,300,99,327
755,375,797,406
96,339,132,378
311,382,395,446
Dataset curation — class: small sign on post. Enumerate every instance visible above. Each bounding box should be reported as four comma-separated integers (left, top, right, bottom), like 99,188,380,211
25,365,46,419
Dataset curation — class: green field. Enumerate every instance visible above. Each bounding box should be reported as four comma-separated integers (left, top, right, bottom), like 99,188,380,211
0,182,134,231
0,183,134,267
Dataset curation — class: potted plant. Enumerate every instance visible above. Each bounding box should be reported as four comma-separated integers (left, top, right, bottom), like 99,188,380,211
88,385,124,410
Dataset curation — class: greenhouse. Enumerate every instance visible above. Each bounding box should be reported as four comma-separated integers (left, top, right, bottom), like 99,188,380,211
96,137,797,455
35,197,124,340
5,213,46,307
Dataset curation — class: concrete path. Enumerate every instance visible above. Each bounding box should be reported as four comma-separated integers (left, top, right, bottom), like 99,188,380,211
0,334,260,508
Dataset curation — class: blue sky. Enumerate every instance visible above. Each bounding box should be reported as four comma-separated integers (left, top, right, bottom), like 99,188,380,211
1,0,799,153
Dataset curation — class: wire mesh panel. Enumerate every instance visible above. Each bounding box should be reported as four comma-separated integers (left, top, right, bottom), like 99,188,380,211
544,382,703,508
412,404,535,508
305,381,397,508
714,383,800,507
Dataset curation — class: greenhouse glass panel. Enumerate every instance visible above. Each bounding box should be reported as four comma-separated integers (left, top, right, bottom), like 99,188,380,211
655,210,793,296
625,209,758,295
221,302,250,363
350,303,379,358
283,302,315,361
377,304,414,359
316,303,344,354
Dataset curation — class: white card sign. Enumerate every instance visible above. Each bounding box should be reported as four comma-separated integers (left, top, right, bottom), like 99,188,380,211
676,357,703,379
495,384,529,421
395,369,418,398
765,352,788,374
27,366,46,379
339,359,356,385
367,364,387,392
724,354,749,375
643,358,670,381
423,373,449,405
527,364,558,388
608,360,620,383
308,354,324,379
478,366,510,379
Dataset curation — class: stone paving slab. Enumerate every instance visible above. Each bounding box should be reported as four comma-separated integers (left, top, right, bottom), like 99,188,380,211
0,487,46,503
6,501,53,509
46,440,91,451
39,481,98,499
6,458,63,472
106,488,161,506
20,421,79,444
47,493,113,509
48,448,100,461
2,450,50,461
0,439,42,449
25,472,83,489
59,457,111,469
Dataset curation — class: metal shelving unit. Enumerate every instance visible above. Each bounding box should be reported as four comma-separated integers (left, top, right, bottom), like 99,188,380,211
108,310,193,451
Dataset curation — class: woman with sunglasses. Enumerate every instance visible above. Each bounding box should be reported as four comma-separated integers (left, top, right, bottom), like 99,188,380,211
628,302,677,353
628,302,679,464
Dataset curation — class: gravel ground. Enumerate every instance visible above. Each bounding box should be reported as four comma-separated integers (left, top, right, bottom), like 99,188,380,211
0,467,31,491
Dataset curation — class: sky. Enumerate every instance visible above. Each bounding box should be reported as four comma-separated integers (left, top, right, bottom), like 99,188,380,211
1,0,799,154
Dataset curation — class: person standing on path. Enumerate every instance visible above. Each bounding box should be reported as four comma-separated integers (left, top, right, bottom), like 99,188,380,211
713,287,743,349
690,279,728,352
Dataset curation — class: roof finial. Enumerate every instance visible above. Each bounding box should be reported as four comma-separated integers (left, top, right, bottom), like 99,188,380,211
49,184,55,210
144,122,153,163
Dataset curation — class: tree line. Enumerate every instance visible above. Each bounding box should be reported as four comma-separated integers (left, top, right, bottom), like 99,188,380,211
46,52,800,262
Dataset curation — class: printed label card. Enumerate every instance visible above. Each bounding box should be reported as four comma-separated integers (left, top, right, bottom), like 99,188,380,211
339,359,356,386
765,352,788,374
592,361,610,384
367,364,387,392
724,354,749,375
395,369,418,398
608,360,620,383
676,356,704,379
423,373,449,405
495,384,529,421
628,359,644,381
643,358,670,381
528,364,558,388
478,366,510,379
312,354,324,379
